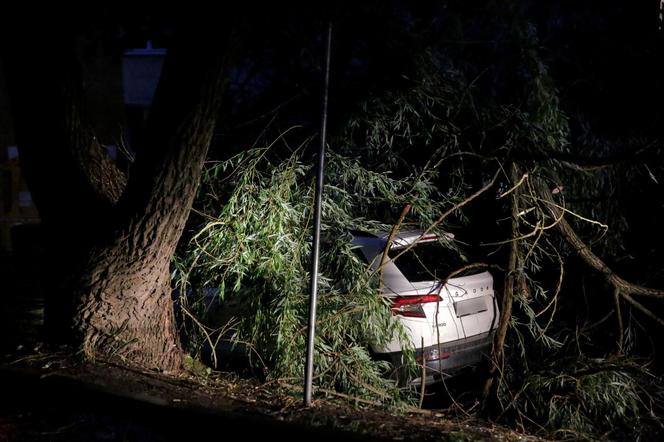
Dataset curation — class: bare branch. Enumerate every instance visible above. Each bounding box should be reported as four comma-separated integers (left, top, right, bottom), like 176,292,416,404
614,287,624,351
378,204,412,282
620,292,664,328
534,177,664,306
499,172,528,199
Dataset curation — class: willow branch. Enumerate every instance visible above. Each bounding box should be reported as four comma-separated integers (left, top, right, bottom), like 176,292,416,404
614,287,624,351
620,292,664,328
384,168,500,271
536,178,664,299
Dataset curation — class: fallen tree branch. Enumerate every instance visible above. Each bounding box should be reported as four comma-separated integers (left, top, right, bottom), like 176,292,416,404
533,177,664,337
535,178,664,300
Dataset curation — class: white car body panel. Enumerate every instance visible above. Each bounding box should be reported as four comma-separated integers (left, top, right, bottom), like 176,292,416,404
352,230,499,383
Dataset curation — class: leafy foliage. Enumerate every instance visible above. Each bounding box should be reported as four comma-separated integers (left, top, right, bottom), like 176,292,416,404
475,15,664,439
176,132,464,404
173,48,491,405
504,355,662,439
174,10,664,436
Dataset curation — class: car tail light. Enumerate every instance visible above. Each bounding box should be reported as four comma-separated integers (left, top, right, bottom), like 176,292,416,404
390,294,442,318
416,347,451,363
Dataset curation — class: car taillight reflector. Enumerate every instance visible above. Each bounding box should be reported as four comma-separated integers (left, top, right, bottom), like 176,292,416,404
390,294,442,318
416,348,451,363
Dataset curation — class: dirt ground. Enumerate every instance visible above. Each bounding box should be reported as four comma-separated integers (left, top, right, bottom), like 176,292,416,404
0,351,547,442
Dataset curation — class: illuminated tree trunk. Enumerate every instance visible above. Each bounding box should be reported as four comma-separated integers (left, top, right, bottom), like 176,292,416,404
4,15,238,371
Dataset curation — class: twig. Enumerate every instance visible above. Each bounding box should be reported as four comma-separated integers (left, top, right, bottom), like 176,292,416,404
41,420,84,435
534,195,609,231
180,305,219,368
378,204,412,292
535,251,563,335
535,177,664,300
276,381,438,416
338,359,394,401
438,373,475,417
498,173,528,199
419,337,426,409
495,380,531,423
444,263,490,281
532,176,664,338
614,287,624,352
480,202,566,247
620,292,664,327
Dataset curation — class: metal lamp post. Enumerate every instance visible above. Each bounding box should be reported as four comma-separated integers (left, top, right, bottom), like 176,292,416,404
304,22,332,407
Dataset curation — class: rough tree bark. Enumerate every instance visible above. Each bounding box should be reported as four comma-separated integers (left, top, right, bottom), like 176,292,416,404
3,14,239,372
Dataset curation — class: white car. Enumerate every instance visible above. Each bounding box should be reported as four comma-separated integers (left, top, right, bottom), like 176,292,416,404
351,230,499,385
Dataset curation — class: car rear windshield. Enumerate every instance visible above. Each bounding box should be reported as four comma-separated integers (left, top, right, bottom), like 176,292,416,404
388,242,462,282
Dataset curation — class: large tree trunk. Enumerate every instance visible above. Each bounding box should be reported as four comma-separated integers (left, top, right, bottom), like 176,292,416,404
74,253,181,370
3,13,239,371
3,25,123,345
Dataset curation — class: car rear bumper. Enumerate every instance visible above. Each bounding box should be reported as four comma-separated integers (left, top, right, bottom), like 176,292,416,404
382,331,494,386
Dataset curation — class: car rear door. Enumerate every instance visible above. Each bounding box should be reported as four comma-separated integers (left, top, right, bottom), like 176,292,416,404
445,271,497,338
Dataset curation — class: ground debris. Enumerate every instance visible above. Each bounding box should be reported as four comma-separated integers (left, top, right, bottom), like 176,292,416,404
1,353,549,441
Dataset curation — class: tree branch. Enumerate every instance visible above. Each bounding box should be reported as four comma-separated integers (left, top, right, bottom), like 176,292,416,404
482,162,523,409
533,178,664,336
620,292,664,328
535,178,664,299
